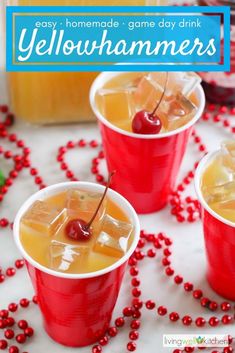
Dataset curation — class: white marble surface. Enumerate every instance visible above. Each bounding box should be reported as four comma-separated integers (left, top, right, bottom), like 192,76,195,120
0,3,235,353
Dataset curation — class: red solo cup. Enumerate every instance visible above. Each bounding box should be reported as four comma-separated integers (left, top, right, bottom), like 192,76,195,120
90,72,205,214
13,182,140,347
195,152,235,300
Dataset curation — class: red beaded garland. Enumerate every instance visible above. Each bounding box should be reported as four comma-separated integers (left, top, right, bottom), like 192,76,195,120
0,102,235,353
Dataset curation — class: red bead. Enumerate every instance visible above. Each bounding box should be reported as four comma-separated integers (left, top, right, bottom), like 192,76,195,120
184,282,193,292
185,348,195,352
169,312,179,322
115,317,125,327
132,288,141,297
131,278,140,287
6,318,15,327
199,144,206,152
128,257,137,266
132,310,141,319
200,297,210,308
8,346,19,353
129,331,139,340
0,105,9,113
153,239,162,249
221,315,232,325
209,301,218,311
90,140,99,148
195,317,206,327
92,345,102,353
147,249,156,257
223,348,233,353
213,114,221,122
0,219,9,228
163,248,171,257
96,174,104,183
209,317,219,327
78,139,86,147
145,300,155,310
162,257,171,266
127,341,136,352
137,239,145,248
20,299,29,308
15,334,26,344
165,267,174,276
123,307,133,317
173,350,183,353
221,302,231,311
182,315,192,326
0,310,9,319
14,259,24,269
99,336,109,346
129,267,139,276
132,299,143,310
18,320,28,329
8,303,18,313
0,320,7,329
32,295,38,304
130,320,140,329
6,268,15,277
0,340,8,350
107,327,117,337
174,275,183,284
24,327,34,337
4,329,14,339
157,306,167,316
134,250,144,260
193,289,203,299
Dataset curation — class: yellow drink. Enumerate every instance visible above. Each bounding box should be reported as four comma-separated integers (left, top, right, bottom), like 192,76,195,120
201,141,235,223
95,72,200,133
20,188,134,273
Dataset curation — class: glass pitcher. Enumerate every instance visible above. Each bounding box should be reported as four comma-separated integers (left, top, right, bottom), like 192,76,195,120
6,0,163,125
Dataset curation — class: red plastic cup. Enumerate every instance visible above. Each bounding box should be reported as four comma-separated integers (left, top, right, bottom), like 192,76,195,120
90,72,205,214
13,182,140,347
195,151,235,300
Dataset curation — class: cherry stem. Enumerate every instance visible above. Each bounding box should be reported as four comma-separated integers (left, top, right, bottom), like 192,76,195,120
86,171,115,229
151,72,169,116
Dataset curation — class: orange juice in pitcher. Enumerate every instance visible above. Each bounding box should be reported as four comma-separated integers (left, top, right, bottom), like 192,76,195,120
7,0,163,125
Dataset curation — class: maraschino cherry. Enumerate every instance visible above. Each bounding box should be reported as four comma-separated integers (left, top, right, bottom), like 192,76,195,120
132,73,168,135
65,171,115,241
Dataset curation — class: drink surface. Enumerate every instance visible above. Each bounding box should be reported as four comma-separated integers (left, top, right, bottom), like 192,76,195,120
20,188,134,274
95,72,200,134
201,141,235,223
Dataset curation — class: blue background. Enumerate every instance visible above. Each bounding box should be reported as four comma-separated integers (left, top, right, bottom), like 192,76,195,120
6,6,230,72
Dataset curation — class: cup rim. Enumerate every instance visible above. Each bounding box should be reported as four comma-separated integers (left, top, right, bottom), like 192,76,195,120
13,181,140,279
194,150,235,228
89,71,205,139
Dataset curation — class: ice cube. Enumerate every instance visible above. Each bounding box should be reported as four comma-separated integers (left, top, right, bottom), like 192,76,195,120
149,72,201,98
133,73,166,112
21,200,67,236
66,189,106,222
218,199,235,210
203,180,235,203
221,141,235,172
97,88,135,123
49,240,89,272
93,215,133,258
158,92,196,130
